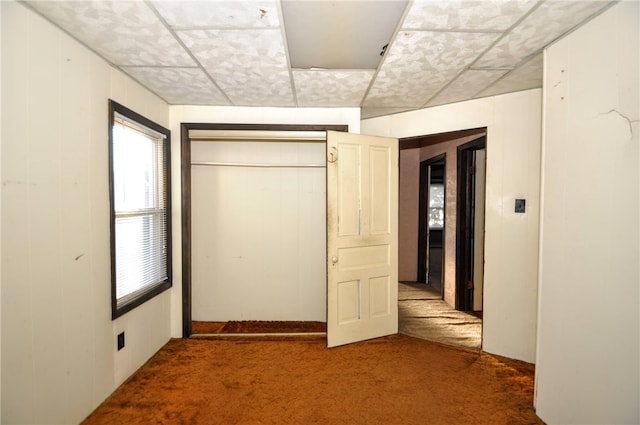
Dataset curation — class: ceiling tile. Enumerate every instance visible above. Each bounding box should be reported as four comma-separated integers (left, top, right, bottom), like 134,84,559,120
476,53,543,98
365,31,500,108
25,0,614,111
27,1,194,67
427,69,508,107
151,0,281,29
121,67,230,105
293,70,374,107
178,29,294,106
475,0,613,68
402,0,537,31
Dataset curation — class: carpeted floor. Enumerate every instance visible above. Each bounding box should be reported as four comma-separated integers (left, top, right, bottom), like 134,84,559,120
398,282,482,350
192,320,327,334
81,335,543,425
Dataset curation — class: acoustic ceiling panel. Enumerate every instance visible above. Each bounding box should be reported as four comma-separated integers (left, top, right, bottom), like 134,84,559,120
475,0,612,68
477,53,543,98
23,0,615,112
178,29,294,106
27,1,194,67
402,0,537,31
427,69,509,107
365,30,500,107
293,70,374,107
122,67,230,105
151,0,281,29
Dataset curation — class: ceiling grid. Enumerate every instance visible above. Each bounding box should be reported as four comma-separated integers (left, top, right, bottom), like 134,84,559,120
23,0,616,118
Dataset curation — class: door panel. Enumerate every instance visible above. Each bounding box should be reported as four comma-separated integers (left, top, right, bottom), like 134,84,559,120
327,131,398,347
337,143,361,236
370,276,391,317
370,146,392,235
338,244,390,270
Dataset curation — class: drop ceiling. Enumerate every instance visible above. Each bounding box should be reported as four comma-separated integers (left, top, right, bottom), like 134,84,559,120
23,0,615,119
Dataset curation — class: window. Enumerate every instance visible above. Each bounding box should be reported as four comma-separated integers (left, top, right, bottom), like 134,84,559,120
428,184,444,229
109,100,171,319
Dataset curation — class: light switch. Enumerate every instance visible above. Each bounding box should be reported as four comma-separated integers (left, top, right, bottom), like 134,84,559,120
515,199,526,213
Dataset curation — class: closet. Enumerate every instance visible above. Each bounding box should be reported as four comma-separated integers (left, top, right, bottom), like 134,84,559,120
189,130,327,322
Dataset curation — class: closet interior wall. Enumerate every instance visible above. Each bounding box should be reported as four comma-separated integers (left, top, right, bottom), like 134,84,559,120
190,136,327,322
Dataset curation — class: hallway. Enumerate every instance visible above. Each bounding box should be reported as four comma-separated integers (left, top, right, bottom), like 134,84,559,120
398,282,482,350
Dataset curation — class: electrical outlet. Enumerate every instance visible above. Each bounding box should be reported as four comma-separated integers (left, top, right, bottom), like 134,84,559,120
117,332,125,351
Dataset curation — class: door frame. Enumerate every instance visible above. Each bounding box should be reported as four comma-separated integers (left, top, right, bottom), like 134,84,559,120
180,123,348,338
455,136,486,312
417,154,446,289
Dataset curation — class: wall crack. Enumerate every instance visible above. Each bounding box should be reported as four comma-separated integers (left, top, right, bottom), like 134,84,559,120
600,109,639,138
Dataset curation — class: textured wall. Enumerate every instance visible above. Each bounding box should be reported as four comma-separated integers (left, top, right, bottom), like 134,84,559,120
2,2,172,423
398,148,420,282
535,2,639,423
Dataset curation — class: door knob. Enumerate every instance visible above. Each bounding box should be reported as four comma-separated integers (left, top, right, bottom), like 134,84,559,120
331,255,338,264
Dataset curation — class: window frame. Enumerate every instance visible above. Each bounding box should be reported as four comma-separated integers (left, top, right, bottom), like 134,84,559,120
109,100,172,319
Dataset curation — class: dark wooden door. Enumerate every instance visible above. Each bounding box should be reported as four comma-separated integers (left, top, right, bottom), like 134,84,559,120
455,137,486,311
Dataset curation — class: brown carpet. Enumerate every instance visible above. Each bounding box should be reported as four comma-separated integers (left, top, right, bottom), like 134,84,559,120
192,320,327,334
81,335,544,425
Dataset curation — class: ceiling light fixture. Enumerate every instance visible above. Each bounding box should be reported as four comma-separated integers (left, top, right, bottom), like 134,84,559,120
282,1,408,70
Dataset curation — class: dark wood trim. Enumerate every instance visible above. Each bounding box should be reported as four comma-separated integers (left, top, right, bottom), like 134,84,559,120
180,123,348,338
109,102,117,318
417,154,445,287
400,127,485,150
109,99,173,320
455,136,486,312
181,123,192,337
182,123,349,132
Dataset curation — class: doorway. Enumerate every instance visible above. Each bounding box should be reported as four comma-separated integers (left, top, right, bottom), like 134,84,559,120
397,128,486,350
455,137,487,313
417,154,445,296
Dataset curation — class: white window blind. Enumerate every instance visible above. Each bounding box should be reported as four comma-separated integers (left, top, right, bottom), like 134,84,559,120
110,103,171,317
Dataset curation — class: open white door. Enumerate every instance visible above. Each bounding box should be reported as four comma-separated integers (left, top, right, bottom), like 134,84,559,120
327,130,399,347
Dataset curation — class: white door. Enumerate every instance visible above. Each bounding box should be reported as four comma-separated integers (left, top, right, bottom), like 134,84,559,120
326,131,399,347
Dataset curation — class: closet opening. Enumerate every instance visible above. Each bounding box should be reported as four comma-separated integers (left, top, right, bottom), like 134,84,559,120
180,124,347,338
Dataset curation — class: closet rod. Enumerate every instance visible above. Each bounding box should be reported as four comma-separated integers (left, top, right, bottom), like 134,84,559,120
191,161,326,169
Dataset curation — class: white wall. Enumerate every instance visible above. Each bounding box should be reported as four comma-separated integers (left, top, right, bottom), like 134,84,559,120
191,141,327,322
535,2,639,423
1,2,172,423
169,105,360,336
362,89,542,363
